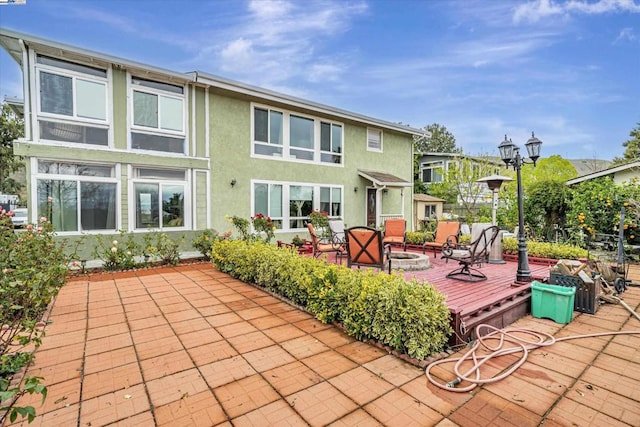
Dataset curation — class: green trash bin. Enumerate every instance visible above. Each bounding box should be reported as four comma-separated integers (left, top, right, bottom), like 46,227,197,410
531,281,576,324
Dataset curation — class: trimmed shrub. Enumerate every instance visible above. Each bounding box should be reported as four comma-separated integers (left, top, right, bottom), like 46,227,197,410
502,237,588,260
211,240,452,359
405,231,426,245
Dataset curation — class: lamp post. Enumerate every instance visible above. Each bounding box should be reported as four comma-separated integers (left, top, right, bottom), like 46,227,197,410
498,132,542,283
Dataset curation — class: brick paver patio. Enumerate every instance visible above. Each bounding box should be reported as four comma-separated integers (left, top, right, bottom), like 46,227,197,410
6,263,640,426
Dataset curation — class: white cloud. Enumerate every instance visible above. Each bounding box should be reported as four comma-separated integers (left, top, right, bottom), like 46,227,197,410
219,38,255,70
514,0,640,24
307,63,344,83
209,0,368,87
614,27,638,43
513,0,567,24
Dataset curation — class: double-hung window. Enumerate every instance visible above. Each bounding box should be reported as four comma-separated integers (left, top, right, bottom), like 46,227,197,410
133,168,188,230
253,183,283,230
320,187,342,217
36,55,109,146
253,181,343,232
253,107,283,157
131,78,186,154
320,122,342,164
36,161,118,232
252,104,343,165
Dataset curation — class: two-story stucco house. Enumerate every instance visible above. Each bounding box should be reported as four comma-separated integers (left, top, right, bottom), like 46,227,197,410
0,29,419,257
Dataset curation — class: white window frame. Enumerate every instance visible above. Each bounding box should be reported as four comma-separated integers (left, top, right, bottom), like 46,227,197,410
320,121,343,164
424,204,436,218
129,166,191,231
366,128,383,152
129,75,187,154
34,54,111,147
421,161,445,184
251,103,344,166
31,158,120,235
252,180,344,232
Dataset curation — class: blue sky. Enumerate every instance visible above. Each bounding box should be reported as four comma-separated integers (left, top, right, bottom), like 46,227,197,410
1,0,638,160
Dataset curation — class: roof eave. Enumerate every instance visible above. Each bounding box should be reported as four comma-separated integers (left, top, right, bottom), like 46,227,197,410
566,160,640,185
193,71,423,136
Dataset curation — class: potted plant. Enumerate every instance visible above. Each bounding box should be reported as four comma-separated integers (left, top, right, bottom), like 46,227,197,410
292,235,305,248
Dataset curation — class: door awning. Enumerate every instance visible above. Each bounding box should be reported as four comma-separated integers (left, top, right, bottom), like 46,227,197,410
358,170,412,188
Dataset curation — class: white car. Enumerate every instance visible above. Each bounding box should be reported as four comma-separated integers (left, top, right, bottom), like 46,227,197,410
11,208,28,228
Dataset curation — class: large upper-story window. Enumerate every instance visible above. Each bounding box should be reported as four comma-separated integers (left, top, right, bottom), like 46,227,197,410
36,55,109,146
36,160,118,233
252,104,343,165
131,77,186,154
133,168,188,230
253,181,343,232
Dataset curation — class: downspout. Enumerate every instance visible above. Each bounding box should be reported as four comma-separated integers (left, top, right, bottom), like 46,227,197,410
19,39,30,140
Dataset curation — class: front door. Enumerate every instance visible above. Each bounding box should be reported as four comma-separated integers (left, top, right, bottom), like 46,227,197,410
366,188,376,227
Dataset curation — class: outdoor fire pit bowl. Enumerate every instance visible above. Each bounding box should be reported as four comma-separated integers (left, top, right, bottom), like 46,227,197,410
389,252,430,271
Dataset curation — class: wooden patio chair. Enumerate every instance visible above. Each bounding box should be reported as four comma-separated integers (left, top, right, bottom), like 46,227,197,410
442,225,500,282
307,223,345,262
345,226,391,273
382,218,406,251
422,221,460,256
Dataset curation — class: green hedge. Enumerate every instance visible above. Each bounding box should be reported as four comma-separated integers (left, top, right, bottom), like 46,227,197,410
211,240,452,359
406,231,426,245
502,237,588,260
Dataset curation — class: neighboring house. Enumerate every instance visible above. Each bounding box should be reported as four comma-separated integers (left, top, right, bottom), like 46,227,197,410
416,152,502,205
0,29,420,258
412,194,444,231
566,160,640,186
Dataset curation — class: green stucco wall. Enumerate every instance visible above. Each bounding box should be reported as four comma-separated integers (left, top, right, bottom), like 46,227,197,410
206,93,414,240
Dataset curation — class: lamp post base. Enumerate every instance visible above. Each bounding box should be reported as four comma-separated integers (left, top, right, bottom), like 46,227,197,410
512,279,532,286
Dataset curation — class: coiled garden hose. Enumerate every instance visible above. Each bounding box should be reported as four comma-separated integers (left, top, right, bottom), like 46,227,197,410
426,323,640,392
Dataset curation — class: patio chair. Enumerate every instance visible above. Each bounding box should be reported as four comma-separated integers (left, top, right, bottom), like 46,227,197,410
307,223,345,262
382,218,406,251
442,225,500,282
328,219,346,247
345,226,391,273
422,221,460,256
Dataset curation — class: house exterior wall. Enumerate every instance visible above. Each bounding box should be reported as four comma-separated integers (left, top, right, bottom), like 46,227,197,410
613,168,639,185
207,92,413,236
2,29,416,260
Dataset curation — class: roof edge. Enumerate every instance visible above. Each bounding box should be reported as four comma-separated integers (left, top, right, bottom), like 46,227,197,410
193,71,424,136
566,160,640,185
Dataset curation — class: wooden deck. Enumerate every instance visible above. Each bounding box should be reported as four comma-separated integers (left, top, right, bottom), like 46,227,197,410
401,253,551,344
318,247,553,345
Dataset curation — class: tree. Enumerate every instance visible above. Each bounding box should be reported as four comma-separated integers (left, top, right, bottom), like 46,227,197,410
497,155,577,232
612,121,640,165
429,155,499,221
524,180,573,239
414,123,460,154
0,103,24,195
